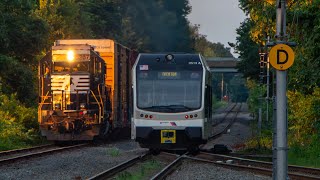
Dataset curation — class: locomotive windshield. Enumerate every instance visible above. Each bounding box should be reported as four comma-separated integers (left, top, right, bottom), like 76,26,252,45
53,61,89,73
136,54,203,113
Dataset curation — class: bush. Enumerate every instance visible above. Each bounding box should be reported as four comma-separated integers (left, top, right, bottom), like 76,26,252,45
0,94,41,150
287,88,320,145
288,135,320,168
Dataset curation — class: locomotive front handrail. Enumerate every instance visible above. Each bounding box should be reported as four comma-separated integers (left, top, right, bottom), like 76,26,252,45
90,90,103,124
97,84,104,113
38,90,50,123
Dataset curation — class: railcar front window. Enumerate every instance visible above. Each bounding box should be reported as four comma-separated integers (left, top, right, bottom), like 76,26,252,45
137,71,202,112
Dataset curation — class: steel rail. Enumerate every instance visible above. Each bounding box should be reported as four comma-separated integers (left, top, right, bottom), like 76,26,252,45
150,156,183,180
192,152,320,180
187,156,320,180
0,144,54,157
210,103,242,140
87,152,150,180
212,103,238,127
0,143,88,166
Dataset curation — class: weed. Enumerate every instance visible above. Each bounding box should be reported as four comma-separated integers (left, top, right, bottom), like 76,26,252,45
115,159,161,180
106,147,120,157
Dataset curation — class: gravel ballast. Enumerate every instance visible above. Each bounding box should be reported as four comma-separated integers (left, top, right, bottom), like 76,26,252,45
167,160,271,180
0,140,145,180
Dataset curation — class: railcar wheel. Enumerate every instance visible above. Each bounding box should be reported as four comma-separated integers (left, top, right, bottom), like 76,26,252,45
149,148,160,155
99,120,111,140
188,146,200,155
54,141,69,146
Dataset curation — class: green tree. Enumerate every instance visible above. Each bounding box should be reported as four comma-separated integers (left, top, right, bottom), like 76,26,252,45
118,0,194,52
37,0,93,48
0,0,48,64
235,19,260,80
0,0,47,104
190,24,233,57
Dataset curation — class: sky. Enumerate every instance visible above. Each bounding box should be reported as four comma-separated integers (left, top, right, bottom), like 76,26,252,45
187,0,248,57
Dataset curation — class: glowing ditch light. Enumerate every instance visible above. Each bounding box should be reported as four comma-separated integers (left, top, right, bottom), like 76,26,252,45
67,50,74,61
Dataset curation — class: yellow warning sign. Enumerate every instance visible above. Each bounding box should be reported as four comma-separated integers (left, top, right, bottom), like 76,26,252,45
269,44,294,70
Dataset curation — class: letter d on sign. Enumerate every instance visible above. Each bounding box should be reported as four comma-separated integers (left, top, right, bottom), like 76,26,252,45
269,44,295,70
277,50,288,64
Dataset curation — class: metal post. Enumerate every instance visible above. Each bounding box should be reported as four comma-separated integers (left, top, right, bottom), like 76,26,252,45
221,73,224,101
266,36,270,123
274,0,288,179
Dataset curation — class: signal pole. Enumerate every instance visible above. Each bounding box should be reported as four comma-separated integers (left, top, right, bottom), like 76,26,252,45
270,0,294,180
268,0,295,179
274,0,289,179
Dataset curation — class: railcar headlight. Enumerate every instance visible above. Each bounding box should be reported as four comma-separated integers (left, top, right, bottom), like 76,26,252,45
165,54,174,61
67,50,74,62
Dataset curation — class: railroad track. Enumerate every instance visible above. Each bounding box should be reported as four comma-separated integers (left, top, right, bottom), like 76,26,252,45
0,144,54,158
0,143,88,166
152,151,320,179
208,103,242,142
188,152,320,180
87,151,180,180
212,103,238,127
87,147,320,180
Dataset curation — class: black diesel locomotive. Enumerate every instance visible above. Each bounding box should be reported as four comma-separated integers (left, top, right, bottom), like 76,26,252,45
38,39,137,141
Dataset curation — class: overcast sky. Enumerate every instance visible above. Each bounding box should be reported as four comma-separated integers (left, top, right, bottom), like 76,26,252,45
187,0,247,57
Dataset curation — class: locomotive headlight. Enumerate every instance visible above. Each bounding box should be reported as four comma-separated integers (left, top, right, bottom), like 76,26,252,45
67,50,74,62
80,103,86,110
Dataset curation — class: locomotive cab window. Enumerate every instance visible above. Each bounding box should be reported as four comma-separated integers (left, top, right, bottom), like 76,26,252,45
53,61,89,73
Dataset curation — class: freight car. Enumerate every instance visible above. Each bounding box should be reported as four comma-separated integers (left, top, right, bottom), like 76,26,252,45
38,39,137,141
131,53,213,152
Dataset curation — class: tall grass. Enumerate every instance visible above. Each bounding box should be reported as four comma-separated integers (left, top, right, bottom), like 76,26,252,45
288,136,320,168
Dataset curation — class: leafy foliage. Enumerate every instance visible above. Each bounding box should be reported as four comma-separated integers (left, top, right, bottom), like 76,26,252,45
0,94,39,151
118,0,194,52
237,1,320,163
287,88,320,144
235,19,260,80
0,55,37,105
0,0,49,63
